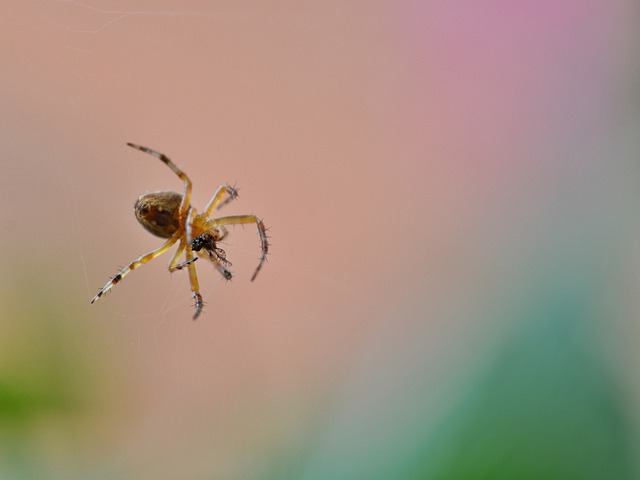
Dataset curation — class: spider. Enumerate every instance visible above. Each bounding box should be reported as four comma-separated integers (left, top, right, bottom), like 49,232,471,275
90,142,269,319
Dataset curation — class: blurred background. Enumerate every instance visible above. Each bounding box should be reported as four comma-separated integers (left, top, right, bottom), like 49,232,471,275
1,1,639,478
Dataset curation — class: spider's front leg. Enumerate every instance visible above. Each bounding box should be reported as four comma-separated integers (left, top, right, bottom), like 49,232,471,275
166,239,204,319
214,263,233,281
189,229,235,282
90,232,180,304
207,215,269,281
167,242,198,271
184,246,204,319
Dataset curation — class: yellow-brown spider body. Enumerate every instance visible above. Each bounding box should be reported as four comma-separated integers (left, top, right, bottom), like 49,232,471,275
135,191,181,238
91,143,269,319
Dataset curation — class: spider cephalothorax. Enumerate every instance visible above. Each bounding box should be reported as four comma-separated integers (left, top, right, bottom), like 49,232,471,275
91,142,269,319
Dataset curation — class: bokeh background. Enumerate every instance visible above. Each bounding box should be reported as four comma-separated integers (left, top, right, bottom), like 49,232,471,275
1,1,639,479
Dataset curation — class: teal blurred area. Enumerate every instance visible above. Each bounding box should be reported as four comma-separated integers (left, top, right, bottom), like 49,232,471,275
413,290,635,480
0,1,639,479
293,254,639,479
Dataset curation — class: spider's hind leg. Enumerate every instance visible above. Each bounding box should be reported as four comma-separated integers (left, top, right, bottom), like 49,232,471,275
127,142,193,221
204,184,239,216
90,232,180,304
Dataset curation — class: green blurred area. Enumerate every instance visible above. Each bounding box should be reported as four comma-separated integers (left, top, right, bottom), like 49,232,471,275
0,274,108,478
408,286,636,480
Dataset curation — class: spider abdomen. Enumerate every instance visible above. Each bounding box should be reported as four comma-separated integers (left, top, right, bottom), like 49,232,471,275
134,191,182,238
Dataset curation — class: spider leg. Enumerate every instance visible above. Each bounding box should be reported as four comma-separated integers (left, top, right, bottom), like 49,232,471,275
214,263,233,280
203,184,239,217
172,258,198,271
207,215,269,281
167,242,198,271
184,246,204,319
167,235,203,318
126,143,193,220
168,242,186,272
201,247,233,280
90,232,180,304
